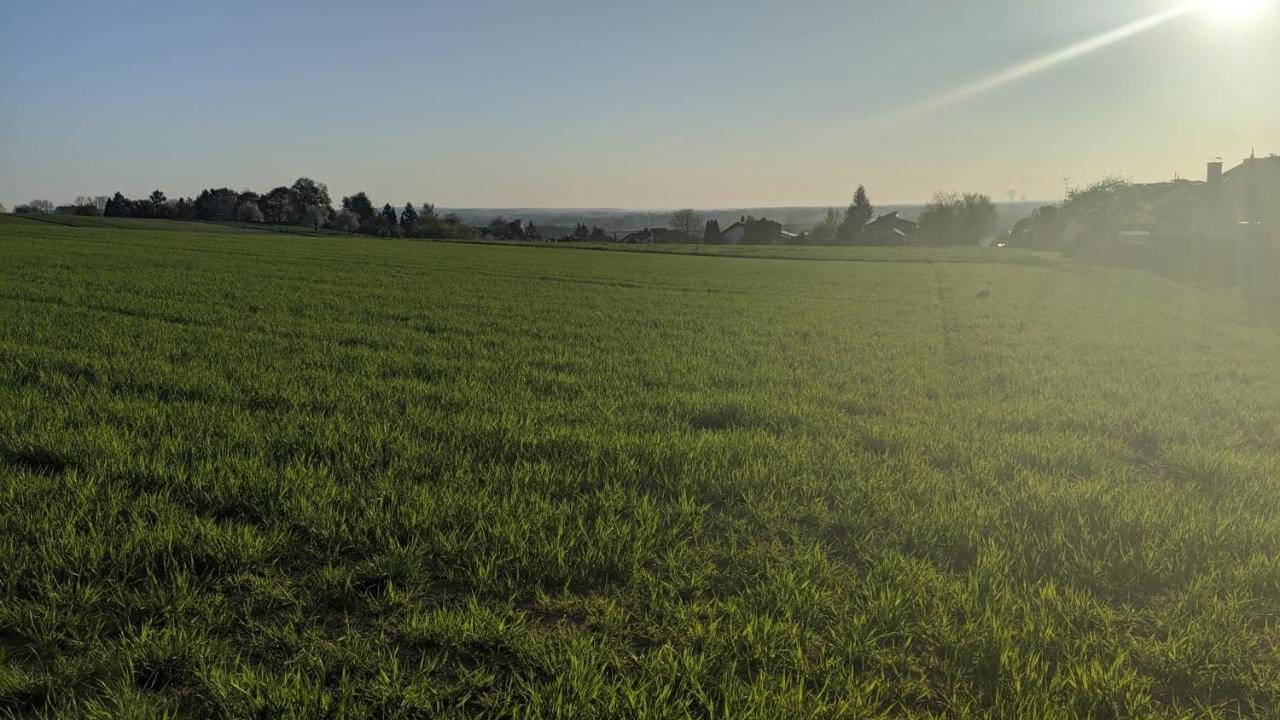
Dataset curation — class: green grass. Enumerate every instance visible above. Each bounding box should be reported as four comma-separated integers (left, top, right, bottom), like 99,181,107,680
444,237,1063,266
2,221,1279,718
0,213,346,237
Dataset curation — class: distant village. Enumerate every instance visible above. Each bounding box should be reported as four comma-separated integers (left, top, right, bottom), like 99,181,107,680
479,211,918,246
454,152,1280,250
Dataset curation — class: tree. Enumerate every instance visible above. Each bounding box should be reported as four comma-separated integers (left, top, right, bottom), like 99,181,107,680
172,198,196,220
959,193,998,244
262,186,295,225
918,194,954,245
301,205,327,231
332,209,360,233
194,188,239,221
69,197,101,215
290,178,331,215
430,213,477,240
524,222,541,240
917,192,998,245
342,193,376,223
591,226,609,241
146,190,169,219
380,204,399,236
104,192,133,217
28,199,55,213
704,219,721,243
0,203,6,214
237,201,265,223
400,203,419,236
838,185,874,243
1062,176,1144,239
809,207,841,244
669,208,702,240
574,222,590,241
1014,205,1065,249
488,216,510,236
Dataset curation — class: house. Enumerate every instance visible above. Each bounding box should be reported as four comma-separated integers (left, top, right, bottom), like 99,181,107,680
619,227,683,244
860,211,918,245
1220,152,1280,224
1141,152,1280,240
720,217,783,245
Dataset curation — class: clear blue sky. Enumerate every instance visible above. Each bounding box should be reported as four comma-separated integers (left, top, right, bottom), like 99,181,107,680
1,0,1276,209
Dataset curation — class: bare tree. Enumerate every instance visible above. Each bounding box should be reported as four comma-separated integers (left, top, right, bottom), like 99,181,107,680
669,208,703,240
28,199,55,213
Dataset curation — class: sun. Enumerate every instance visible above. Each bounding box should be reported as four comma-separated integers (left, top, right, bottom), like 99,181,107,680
1203,0,1269,23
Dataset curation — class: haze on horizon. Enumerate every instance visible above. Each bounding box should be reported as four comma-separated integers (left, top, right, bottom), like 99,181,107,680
1,0,1276,210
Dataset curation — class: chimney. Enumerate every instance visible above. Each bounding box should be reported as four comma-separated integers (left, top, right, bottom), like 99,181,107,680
1207,160,1223,184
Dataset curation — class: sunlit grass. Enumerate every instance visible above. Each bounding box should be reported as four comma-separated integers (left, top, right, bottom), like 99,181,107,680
2,222,1278,717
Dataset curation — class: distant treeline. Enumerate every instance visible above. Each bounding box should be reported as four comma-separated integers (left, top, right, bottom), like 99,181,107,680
35,179,480,240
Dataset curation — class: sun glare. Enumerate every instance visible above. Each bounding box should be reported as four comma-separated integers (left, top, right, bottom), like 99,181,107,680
1203,0,1268,22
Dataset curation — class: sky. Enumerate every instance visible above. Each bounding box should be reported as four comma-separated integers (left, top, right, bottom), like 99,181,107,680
1,0,1277,209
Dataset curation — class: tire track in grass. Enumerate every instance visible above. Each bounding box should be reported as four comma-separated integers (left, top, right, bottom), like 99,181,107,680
934,266,960,373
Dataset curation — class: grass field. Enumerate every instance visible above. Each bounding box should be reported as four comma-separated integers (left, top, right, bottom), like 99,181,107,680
0,213,344,237
2,218,1279,718
439,236,1064,266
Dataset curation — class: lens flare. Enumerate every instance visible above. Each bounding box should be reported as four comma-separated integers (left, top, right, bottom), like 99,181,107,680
896,2,1202,120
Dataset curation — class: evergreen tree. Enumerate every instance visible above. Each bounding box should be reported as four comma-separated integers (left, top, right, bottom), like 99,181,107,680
381,204,399,235
838,185,874,243
704,219,721,243
400,203,419,236
148,190,168,218
104,192,132,217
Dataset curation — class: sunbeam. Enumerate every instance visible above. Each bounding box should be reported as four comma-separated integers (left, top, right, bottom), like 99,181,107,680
894,1,1204,121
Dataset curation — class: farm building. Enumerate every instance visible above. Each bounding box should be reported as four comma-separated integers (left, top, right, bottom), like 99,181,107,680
720,218,783,245
619,228,685,244
861,211,918,245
